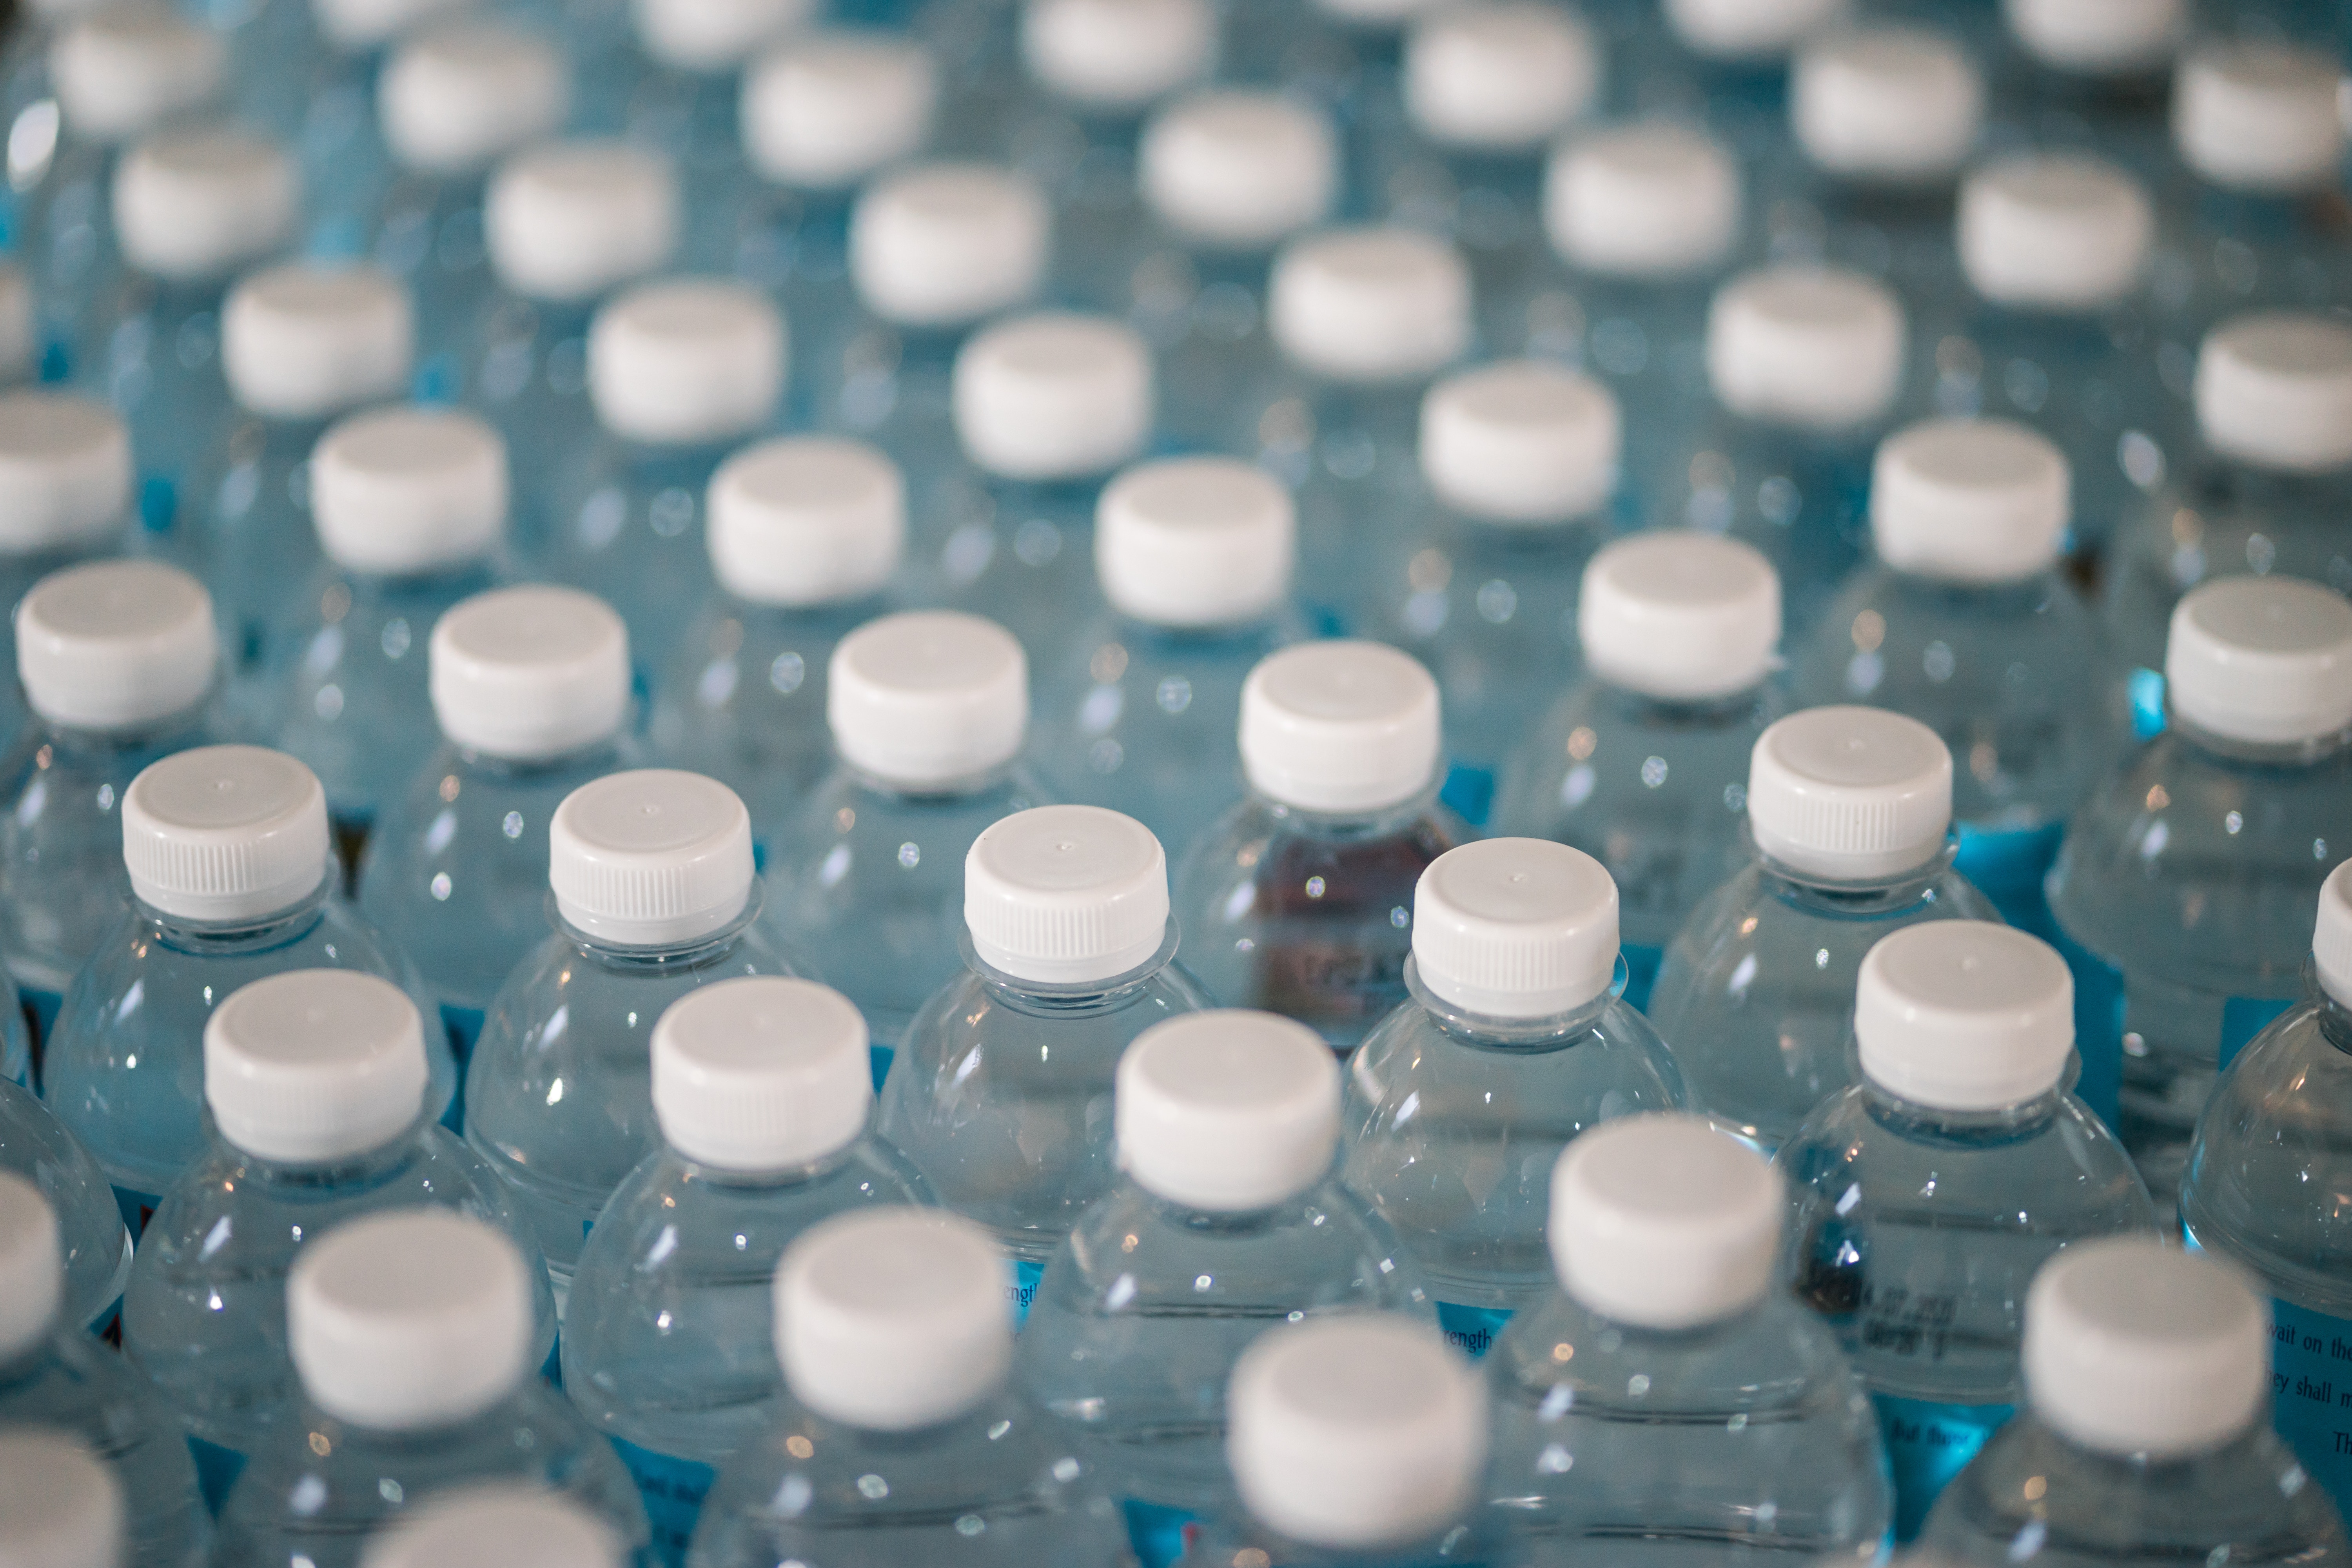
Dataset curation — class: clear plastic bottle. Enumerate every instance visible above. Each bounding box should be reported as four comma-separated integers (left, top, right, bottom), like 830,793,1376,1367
1920,1237,2351,1568
1174,639,1465,1053
360,1484,628,1568
1344,838,1690,1353
1777,921,2158,1539
0,394,135,755
1493,532,1785,1003
0,1077,126,1332
214,1208,648,1568
0,1428,127,1568
564,976,931,1561
1486,1112,1894,1561
691,1207,1132,1568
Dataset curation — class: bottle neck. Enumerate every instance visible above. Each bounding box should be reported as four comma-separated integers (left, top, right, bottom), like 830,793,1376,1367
1594,679,1770,730
553,881,764,971
1245,783,1442,841
2167,713,2352,770
1859,1078,2065,1143
1401,954,1620,1051
452,735,628,783
141,874,335,953
225,1118,429,1187
1753,839,1959,915
960,922,1180,1020
840,758,1020,804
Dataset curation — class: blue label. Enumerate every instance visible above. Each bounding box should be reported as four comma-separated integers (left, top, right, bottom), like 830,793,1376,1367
187,1433,247,1517
112,1185,161,1240
1009,1257,1044,1327
1435,1301,1514,1361
2127,667,2167,741
607,1434,715,1568
2218,996,2297,1072
2266,1297,2352,1515
1121,1499,1200,1568
1619,944,1663,1014
1872,1392,2012,1542
1439,762,1496,829
1953,821,2065,938
2043,922,2124,1132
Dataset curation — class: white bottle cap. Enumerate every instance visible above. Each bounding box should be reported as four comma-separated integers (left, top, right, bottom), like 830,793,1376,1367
1227,1316,1486,1552
0,1172,62,1362
2165,577,2352,746
311,407,506,576
2004,0,2183,74
1870,417,2069,584
2195,313,2352,475
826,611,1028,789
1022,0,1212,111
1269,228,1470,386
774,1207,1010,1430
953,312,1153,482
965,805,1167,985
1240,640,1441,815
548,770,755,948
1548,1112,1782,1329
1666,0,1840,61
1544,121,1741,280
652,977,871,1171
708,436,904,607
1855,921,2074,1111
16,559,216,732
1793,26,1982,183
205,969,430,1164
849,163,1049,329
1405,2,1597,151
112,128,296,283
1421,361,1619,526
360,1486,624,1568
1746,708,1952,883
0,1430,123,1568
1095,456,1295,628
1413,838,1619,1019
486,141,681,304
222,265,414,423
632,0,812,72
0,393,129,554
742,31,935,189
2024,1237,2269,1460
380,24,568,176
287,1209,532,1432
2174,42,2345,194
1708,265,1905,432
1577,532,1780,702
50,8,224,145
1958,154,2152,312
0,264,29,385
310,0,468,53
1116,1010,1340,1212
1140,90,1337,250
588,279,784,446
430,586,630,761
121,746,331,922
2314,860,2352,1011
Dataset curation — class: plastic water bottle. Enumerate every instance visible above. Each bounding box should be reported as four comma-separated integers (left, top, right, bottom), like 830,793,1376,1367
359,1485,628,1568
564,976,931,1561
691,1207,1132,1567
1777,920,2158,1539
0,1077,126,1332
42,744,452,1228
0,1172,207,1568
1174,639,1463,1053
768,611,1049,1051
1919,1238,2350,1564
0,395,134,756
2047,577,2352,1209
1492,531,1784,1005
1486,1113,1895,1559
0,1428,127,1568
1344,838,1689,1354
214,1208,649,1568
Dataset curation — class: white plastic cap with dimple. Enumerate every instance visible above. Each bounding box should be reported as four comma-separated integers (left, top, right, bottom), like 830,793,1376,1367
1022,0,1212,111
1405,1,1597,152
0,394,130,554
632,0,812,73
1746,707,1952,883
953,312,1153,482
121,746,331,922
1421,361,1619,526
2314,860,2352,1011
1095,457,1295,628
287,1209,532,1432
204,969,429,1164
742,31,935,189
708,437,903,607
1708,266,1906,431
1548,1112,1782,1329
1116,1011,1340,1212
311,407,506,577
360,1486,624,1568
1544,121,1741,280
1269,228,1470,386
1870,417,2069,584
2005,0,2183,74
1793,26,1982,183
486,142,681,303
310,0,468,54
826,612,1028,789
1666,0,1840,60
1140,91,1337,250
588,279,784,446
775,1207,1010,1431
0,1430,123,1568
1413,838,1619,1019
850,163,1050,328
16,560,215,732
0,1172,62,1362
113,129,296,283
2174,42,2345,194
1577,532,1780,702
430,586,630,761
222,265,414,423
2195,313,2352,475
0,265,29,385
652,977,871,1172
1227,1317,1486,1552
2023,1237,2269,1460
51,9,225,145
1855,922,2074,1111
379,24,568,176
2165,577,2352,746
548,770,755,948
1240,641,1441,815
965,805,1167,985
1958,154,2152,312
